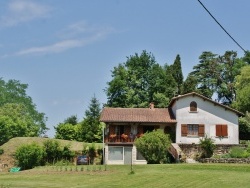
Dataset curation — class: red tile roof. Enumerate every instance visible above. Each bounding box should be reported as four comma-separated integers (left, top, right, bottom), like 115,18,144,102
100,107,176,123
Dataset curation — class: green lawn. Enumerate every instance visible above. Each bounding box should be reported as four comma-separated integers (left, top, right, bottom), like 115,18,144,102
0,163,250,188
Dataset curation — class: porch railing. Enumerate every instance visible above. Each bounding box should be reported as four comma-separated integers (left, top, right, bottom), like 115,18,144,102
105,135,136,143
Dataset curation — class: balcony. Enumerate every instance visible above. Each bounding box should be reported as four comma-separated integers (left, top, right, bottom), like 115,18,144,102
105,133,142,143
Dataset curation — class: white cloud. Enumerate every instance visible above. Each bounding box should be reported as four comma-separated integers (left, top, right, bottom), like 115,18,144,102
15,22,115,56
16,39,84,55
0,20,115,58
0,0,51,27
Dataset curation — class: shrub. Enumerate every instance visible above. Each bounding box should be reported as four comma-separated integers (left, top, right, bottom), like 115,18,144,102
43,140,62,163
229,146,250,158
89,143,96,164
135,130,171,164
0,148,4,155
15,142,45,170
61,145,75,161
199,135,215,158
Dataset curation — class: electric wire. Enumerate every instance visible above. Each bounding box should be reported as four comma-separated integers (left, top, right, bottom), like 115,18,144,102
197,0,247,54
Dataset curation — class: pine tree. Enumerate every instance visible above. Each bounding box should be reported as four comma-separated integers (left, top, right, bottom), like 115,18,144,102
80,95,102,143
170,54,184,94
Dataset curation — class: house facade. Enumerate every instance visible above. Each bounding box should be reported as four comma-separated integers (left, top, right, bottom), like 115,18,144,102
169,93,243,144
100,92,243,165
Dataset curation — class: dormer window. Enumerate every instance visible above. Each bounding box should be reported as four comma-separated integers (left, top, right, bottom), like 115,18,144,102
190,101,197,112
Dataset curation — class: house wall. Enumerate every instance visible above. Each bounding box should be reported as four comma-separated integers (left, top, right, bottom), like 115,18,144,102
174,95,239,144
104,145,147,165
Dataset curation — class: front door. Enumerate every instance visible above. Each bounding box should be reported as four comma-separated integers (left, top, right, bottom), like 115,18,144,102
124,147,132,164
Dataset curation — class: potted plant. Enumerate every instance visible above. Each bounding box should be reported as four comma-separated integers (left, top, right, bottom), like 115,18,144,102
109,134,116,142
121,133,128,142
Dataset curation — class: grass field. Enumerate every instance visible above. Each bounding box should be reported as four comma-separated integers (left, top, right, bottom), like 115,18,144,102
0,163,250,188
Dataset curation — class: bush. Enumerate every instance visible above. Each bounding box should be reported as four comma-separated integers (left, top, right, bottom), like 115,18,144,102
229,146,250,158
43,140,62,163
0,148,4,155
199,135,215,158
61,145,75,161
135,130,171,164
15,143,45,170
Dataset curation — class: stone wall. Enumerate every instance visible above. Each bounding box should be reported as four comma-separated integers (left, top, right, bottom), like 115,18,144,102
199,158,250,164
178,144,249,161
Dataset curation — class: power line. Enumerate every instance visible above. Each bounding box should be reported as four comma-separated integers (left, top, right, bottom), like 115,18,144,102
197,0,247,54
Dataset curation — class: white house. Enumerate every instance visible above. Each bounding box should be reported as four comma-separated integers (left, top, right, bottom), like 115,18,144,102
169,92,243,144
100,92,243,164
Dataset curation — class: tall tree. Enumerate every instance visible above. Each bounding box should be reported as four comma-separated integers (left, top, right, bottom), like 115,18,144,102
232,65,250,113
0,103,39,145
54,115,79,140
182,74,198,94
105,51,177,108
170,54,184,94
189,51,219,98
216,51,247,104
0,78,47,143
189,51,247,103
80,95,102,143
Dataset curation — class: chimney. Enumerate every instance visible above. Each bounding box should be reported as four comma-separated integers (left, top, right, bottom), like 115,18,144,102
149,102,154,109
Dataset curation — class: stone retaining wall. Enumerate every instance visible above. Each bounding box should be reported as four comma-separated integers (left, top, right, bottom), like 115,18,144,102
199,158,250,164
178,144,249,161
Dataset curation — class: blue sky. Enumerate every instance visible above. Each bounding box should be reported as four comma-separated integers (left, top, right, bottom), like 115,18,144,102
0,0,248,137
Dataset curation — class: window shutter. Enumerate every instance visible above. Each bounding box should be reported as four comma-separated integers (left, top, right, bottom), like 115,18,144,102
221,125,228,136
216,124,228,137
216,125,221,136
181,124,187,136
198,124,205,137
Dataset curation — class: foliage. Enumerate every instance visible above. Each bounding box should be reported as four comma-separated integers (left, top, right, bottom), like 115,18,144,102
0,79,47,136
135,130,171,164
79,96,102,143
0,103,40,145
43,139,75,163
182,74,198,94
229,146,250,158
189,51,247,104
54,123,77,141
169,54,184,94
0,148,4,155
15,139,76,170
232,65,250,113
61,145,75,161
238,112,250,140
15,142,45,170
63,115,78,125
199,135,215,158
105,50,178,108
88,143,96,164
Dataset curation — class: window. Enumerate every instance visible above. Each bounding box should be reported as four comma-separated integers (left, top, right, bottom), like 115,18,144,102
115,126,124,136
108,147,123,160
181,124,204,137
190,101,197,112
188,124,199,136
216,124,228,137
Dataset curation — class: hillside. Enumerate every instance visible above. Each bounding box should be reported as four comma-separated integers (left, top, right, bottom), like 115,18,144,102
0,137,103,172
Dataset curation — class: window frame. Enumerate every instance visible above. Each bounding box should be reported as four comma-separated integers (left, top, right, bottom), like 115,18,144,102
190,101,197,112
108,146,123,161
181,124,205,137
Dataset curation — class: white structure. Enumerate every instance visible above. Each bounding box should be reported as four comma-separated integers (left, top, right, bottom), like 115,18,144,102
100,92,243,164
169,93,243,144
